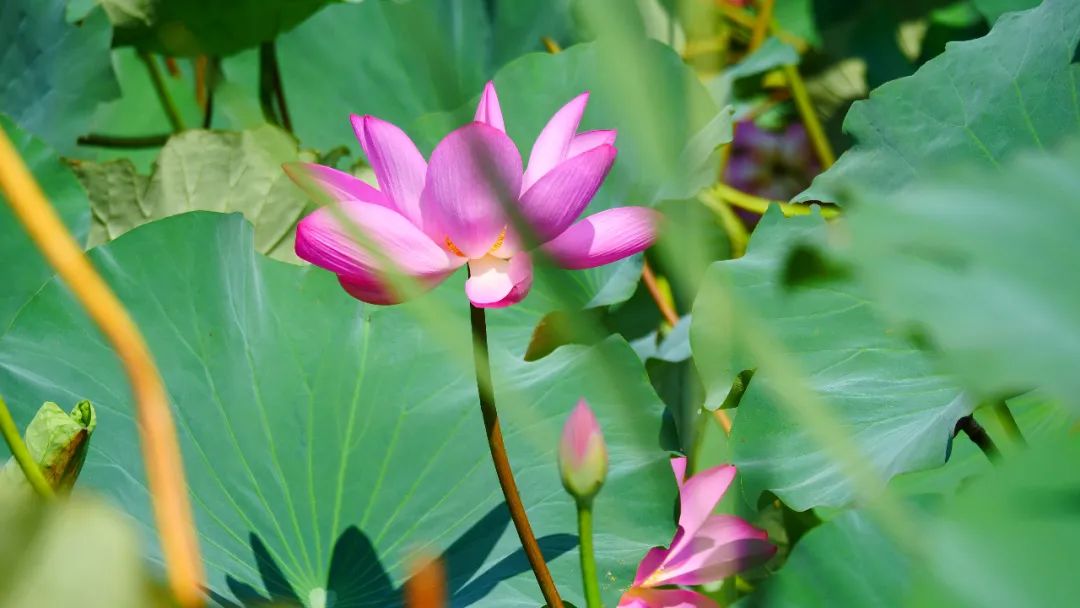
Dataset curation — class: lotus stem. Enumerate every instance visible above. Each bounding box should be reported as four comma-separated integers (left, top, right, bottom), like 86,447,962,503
469,304,563,608
259,42,293,133
992,401,1026,445
0,128,205,607
0,394,55,499
749,0,776,51
782,64,835,169
576,499,602,608
138,51,186,133
955,415,1000,462
642,261,680,327
77,133,170,148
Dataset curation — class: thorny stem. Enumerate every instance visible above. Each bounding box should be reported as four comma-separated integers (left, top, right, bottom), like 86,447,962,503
0,128,204,607
955,415,1000,462
77,134,170,149
138,51,186,133
469,304,564,608
259,42,293,133
992,401,1026,445
705,183,840,218
576,499,602,608
0,394,55,499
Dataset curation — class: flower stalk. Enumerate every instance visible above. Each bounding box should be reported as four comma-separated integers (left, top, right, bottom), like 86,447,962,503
0,128,204,607
575,499,602,608
469,304,563,607
138,50,186,133
0,394,55,500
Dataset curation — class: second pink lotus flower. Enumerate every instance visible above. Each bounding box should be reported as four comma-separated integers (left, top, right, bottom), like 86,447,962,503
286,82,659,308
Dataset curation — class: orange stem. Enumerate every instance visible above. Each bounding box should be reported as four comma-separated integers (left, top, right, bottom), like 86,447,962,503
0,129,205,606
641,261,680,327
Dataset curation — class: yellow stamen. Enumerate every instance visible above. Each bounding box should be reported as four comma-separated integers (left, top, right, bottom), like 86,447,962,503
488,226,507,254
445,236,466,257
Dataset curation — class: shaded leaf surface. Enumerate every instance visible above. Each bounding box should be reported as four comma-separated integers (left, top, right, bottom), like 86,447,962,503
0,0,120,153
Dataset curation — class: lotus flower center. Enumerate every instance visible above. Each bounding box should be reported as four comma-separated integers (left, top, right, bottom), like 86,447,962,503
445,226,508,259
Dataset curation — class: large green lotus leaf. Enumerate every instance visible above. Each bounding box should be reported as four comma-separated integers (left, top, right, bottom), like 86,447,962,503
72,126,312,263
691,207,969,510
100,0,329,57
745,510,908,607
0,0,120,154
0,116,90,330
846,142,1080,414
0,212,675,607
276,0,578,156
0,495,167,608
799,0,1080,203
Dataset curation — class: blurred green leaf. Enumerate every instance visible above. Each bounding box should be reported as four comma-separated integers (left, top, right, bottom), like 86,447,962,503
0,496,166,607
800,0,1080,203
1,401,96,494
0,116,90,330
972,0,1041,22
0,212,676,607
101,0,330,56
911,436,1080,607
846,141,1080,414
72,126,312,263
0,0,120,153
691,207,970,509
705,37,799,109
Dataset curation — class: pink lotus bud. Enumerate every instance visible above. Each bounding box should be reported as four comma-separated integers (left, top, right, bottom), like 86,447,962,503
559,399,608,500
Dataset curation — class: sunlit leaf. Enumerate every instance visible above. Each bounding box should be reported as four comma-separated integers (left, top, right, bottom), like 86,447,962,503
0,212,675,607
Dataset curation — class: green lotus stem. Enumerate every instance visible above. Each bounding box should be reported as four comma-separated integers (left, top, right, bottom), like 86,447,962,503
138,51,186,133
259,41,293,133
992,401,1026,445
782,63,835,169
576,499,602,608
469,304,564,607
0,394,55,499
77,133,170,148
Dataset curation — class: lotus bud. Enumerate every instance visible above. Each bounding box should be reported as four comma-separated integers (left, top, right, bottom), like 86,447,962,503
559,399,607,502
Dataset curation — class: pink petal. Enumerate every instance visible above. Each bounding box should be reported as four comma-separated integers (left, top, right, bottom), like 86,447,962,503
568,129,617,159
294,202,460,302
649,515,775,586
481,253,533,308
542,207,659,269
670,456,688,489
420,122,523,258
518,144,616,244
283,162,390,208
632,546,670,586
351,114,429,229
465,253,532,308
665,465,736,558
523,92,589,191
618,588,720,608
474,81,506,133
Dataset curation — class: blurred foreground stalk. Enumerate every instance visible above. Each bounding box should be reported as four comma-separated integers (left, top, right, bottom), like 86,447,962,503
470,305,563,607
0,129,205,606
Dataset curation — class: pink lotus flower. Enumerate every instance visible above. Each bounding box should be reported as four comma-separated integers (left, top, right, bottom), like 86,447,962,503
559,399,607,500
285,82,658,308
618,457,775,608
